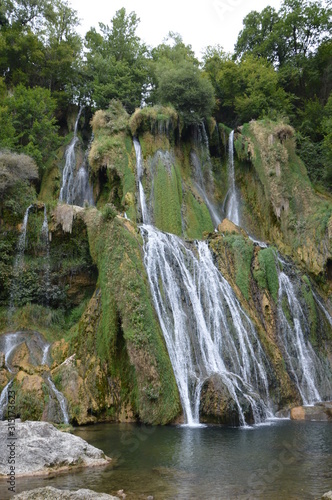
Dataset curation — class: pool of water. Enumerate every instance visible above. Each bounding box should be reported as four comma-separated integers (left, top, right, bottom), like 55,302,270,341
1,420,331,499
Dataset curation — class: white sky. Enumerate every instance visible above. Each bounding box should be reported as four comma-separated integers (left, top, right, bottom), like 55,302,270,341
69,0,283,57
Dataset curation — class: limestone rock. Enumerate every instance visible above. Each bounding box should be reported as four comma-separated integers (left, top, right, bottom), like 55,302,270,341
13,486,119,499
290,402,332,421
217,218,246,236
322,492,332,499
200,374,264,425
0,421,111,477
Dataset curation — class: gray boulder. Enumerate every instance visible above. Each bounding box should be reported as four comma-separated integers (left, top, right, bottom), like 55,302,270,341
13,486,119,499
0,420,111,477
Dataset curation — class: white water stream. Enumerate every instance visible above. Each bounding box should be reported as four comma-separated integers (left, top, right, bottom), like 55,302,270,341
134,138,272,425
47,377,69,424
226,130,240,226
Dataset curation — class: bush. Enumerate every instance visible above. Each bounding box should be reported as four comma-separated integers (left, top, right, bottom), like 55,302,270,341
0,152,38,195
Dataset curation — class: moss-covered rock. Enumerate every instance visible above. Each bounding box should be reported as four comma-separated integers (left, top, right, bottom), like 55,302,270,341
68,208,181,424
235,120,332,280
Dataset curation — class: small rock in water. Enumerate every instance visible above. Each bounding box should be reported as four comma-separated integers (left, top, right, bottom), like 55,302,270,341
116,490,126,499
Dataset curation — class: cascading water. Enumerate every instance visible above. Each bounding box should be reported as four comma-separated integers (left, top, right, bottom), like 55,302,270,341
133,138,149,223
72,157,94,207
142,225,272,425
134,138,272,426
278,271,322,404
226,130,240,226
9,204,33,313
41,206,50,304
59,107,82,204
42,344,50,365
59,107,94,207
47,377,69,424
0,380,13,420
191,125,221,228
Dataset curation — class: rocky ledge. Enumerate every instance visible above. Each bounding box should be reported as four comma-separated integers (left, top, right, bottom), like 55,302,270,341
13,487,119,499
290,402,332,421
0,421,111,477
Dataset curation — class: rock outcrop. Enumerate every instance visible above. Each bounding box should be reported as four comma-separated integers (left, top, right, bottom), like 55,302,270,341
290,402,332,421
13,487,119,499
0,421,111,477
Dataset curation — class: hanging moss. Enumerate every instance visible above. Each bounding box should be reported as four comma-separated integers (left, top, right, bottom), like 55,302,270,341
184,191,214,239
153,159,183,235
81,211,180,424
301,275,318,344
254,248,279,302
224,234,254,300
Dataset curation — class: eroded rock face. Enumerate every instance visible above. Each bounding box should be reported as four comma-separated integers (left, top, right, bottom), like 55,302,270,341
0,421,111,477
199,374,263,426
13,487,119,499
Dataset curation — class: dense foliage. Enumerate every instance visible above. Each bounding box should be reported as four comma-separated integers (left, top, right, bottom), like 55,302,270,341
0,0,331,188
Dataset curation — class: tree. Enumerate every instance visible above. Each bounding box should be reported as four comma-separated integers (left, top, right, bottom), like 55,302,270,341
0,85,60,168
0,0,83,107
84,8,149,112
234,0,331,67
203,49,291,125
150,34,215,127
155,62,215,126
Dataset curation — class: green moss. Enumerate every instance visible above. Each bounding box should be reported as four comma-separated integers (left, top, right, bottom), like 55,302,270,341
184,192,214,239
81,212,180,424
224,234,253,300
254,248,279,302
153,160,183,235
301,276,318,344
15,388,44,421
89,103,136,218
129,105,178,137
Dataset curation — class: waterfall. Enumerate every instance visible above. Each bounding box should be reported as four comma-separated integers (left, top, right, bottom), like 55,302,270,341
4,333,22,372
72,157,94,207
59,107,82,204
226,130,240,226
0,380,13,420
142,225,272,425
134,134,272,425
9,205,33,313
42,344,50,365
47,377,69,424
313,292,332,328
191,125,221,228
133,138,149,223
278,271,322,404
59,107,94,207
41,206,50,304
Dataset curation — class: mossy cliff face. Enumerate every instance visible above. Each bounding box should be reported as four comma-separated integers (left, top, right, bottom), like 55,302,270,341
207,221,332,417
68,208,181,424
234,120,332,281
130,109,220,239
88,101,137,221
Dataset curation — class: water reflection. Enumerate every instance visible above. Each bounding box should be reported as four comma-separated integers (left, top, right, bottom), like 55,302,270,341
0,421,331,499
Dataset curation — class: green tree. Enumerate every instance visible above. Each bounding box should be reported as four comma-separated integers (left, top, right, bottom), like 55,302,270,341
0,0,83,107
151,34,215,127
0,85,60,169
235,0,331,67
84,8,149,112
203,49,291,125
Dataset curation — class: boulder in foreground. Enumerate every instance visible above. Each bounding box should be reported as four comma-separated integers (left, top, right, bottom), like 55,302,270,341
0,421,111,477
13,487,119,499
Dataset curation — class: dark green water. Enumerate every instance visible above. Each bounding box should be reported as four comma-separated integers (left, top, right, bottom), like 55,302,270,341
1,421,332,499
